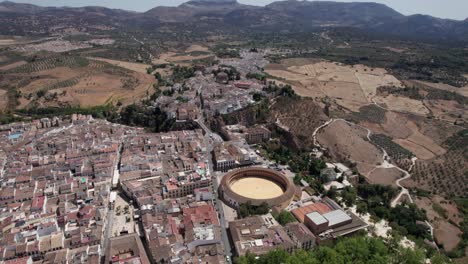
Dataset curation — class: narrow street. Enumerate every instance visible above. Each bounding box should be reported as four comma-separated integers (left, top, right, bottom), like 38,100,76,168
196,118,233,263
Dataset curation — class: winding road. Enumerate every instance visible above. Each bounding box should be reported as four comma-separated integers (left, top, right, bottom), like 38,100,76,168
312,118,415,207
313,117,435,239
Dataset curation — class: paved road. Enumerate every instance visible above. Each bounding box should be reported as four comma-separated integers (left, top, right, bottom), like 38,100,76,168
102,205,114,257
197,118,233,263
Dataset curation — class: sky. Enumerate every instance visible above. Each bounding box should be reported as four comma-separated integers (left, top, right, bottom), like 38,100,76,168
5,0,468,20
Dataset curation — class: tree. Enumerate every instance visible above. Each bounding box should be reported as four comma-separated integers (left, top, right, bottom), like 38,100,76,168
235,235,429,264
390,247,425,264
36,90,46,98
275,211,297,226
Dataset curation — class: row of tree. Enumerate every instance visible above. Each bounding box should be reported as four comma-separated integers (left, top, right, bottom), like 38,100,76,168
236,235,450,264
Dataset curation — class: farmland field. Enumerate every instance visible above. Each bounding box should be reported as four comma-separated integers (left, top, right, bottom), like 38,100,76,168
0,55,155,109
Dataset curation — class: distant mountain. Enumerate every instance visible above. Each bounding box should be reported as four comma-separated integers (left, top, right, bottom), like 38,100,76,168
0,0,467,43
0,1,46,13
144,0,252,23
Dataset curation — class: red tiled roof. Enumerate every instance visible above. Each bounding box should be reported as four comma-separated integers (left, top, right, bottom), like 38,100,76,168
183,205,218,229
291,203,333,223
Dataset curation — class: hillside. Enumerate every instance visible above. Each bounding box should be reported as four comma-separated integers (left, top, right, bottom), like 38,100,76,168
0,0,467,43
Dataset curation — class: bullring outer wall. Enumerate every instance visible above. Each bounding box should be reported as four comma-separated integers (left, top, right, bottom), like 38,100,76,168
219,167,295,210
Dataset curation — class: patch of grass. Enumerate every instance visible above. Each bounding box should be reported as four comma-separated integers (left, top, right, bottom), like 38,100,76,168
432,203,448,219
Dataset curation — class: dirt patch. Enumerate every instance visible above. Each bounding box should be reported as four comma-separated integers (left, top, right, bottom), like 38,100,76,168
367,167,403,187
317,120,383,176
16,40,91,53
415,196,462,252
281,58,322,67
394,139,436,160
378,111,413,139
266,69,308,81
62,71,153,106
0,61,27,71
322,81,368,111
12,60,154,109
404,121,446,157
0,38,24,45
0,89,8,110
373,94,430,115
186,44,209,52
153,45,213,65
270,97,329,148
265,61,403,111
88,57,150,74
356,72,401,100
425,100,467,123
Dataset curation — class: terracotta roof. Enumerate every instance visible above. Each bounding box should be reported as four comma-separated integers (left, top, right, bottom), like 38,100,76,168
291,203,333,223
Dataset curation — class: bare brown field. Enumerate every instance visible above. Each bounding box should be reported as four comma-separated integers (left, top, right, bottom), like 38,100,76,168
10,60,154,109
425,100,467,123
52,71,153,107
356,72,401,99
290,79,325,98
322,82,368,111
393,139,436,160
265,61,403,111
409,80,468,97
404,121,446,156
269,97,329,148
367,167,403,187
0,38,23,45
153,45,213,65
281,58,322,67
317,120,383,176
414,117,464,145
186,44,209,52
373,94,430,115
0,61,27,71
415,196,462,252
0,89,8,111
377,111,413,139
88,57,150,74
266,69,308,81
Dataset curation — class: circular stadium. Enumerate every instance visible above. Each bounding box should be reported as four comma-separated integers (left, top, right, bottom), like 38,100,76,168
219,167,295,210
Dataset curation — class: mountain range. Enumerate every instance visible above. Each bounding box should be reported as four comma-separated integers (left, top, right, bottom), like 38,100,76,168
0,0,467,43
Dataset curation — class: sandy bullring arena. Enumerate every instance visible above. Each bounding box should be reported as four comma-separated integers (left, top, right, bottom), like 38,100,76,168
230,177,284,200
219,167,295,210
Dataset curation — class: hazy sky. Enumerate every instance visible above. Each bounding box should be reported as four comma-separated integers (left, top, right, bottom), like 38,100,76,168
6,0,468,20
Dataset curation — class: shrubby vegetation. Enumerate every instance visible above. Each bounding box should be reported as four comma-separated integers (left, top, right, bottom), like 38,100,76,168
274,210,297,226
236,235,447,264
17,104,119,120
7,56,89,73
246,72,267,82
0,113,23,125
449,198,468,258
264,82,297,98
238,201,270,218
356,184,430,240
352,104,387,124
259,139,326,192
213,45,241,58
378,86,467,105
212,66,241,81
119,104,175,133
370,134,413,160
172,65,195,83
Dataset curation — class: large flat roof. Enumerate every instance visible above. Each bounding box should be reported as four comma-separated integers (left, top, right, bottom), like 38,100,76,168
323,210,352,227
306,211,328,225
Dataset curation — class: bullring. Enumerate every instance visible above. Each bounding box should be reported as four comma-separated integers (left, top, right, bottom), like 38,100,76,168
219,167,295,210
